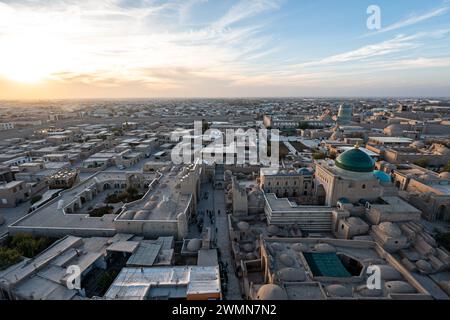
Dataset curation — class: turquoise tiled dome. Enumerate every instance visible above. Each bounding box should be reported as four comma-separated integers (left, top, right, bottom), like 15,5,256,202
373,170,391,182
335,147,375,173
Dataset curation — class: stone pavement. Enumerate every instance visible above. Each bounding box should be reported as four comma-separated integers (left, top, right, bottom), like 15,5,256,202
213,187,242,300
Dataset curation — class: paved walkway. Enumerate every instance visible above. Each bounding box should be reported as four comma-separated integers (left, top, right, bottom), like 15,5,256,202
213,187,241,300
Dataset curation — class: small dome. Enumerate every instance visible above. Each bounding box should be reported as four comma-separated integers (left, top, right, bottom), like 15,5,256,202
237,221,250,231
242,243,254,253
256,284,288,300
121,210,136,220
187,238,202,252
279,253,295,267
419,174,435,181
245,253,257,260
313,243,336,253
326,284,352,298
267,225,280,236
356,284,383,297
385,124,403,133
335,147,375,173
416,260,433,274
347,217,366,226
384,281,415,294
270,242,283,252
134,210,150,220
373,265,402,281
143,201,156,210
439,172,450,180
373,170,391,183
291,243,309,252
338,197,350,204
378,222,402,237
434,144,450,155
410,141,425,149
298,168,313,175
277,268,306,282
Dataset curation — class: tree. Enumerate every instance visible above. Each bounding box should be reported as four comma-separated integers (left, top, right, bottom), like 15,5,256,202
0,247,22,270
8,233,52,258
126,187,139,196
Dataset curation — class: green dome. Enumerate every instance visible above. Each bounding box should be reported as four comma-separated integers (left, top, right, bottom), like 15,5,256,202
335,147,375,173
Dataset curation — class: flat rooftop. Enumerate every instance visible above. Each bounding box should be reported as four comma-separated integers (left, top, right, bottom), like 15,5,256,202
369,137,413,144
264,193,332,213
119,165,193,221
260,237,430,299
104,266,221,300
9,171,156,234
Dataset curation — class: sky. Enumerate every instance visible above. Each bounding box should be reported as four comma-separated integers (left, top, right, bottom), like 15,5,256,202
0,0,450,99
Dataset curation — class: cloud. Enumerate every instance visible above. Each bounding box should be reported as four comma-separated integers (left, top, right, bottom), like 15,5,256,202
293,30,450,69
0,0,281,89
370,6,449,35
293,34,419,68
213,0,282,29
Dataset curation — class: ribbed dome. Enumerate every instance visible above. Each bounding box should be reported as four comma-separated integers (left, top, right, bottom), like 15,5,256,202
335,147,375,173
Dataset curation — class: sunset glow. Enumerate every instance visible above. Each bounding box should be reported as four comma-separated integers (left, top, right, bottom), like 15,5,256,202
0,0,450,98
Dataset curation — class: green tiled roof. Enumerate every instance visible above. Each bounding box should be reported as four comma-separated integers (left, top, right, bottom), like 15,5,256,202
303,252,352,278
335,147,375,173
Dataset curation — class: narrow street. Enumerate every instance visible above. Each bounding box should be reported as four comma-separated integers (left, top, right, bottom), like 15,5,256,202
213,187,241,300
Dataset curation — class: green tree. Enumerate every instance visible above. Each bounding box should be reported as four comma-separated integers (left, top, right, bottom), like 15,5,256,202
0,247,22,270
9,233,52,258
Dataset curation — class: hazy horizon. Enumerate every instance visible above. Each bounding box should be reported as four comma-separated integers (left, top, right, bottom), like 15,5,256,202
1,0,450,99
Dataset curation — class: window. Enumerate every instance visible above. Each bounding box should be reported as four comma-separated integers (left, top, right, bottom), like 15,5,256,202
362,184,366,189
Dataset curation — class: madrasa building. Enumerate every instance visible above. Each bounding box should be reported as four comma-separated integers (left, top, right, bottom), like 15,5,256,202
315,144,390,206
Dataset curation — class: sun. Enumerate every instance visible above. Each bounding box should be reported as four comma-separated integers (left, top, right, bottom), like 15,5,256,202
0,33,66,84
3,67,47,84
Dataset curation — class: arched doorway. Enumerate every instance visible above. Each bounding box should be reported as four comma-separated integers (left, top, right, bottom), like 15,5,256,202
316,184,326,205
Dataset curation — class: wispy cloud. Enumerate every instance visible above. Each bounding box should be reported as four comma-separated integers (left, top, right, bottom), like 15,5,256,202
213,0,282,29
369,6,449,35
0,0,281,87
294,34,419,68
293,30,450,69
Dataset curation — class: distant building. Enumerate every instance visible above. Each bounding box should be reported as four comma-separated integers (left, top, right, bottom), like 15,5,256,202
0,181,29,208
0,122,14,130
336,104,353,125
